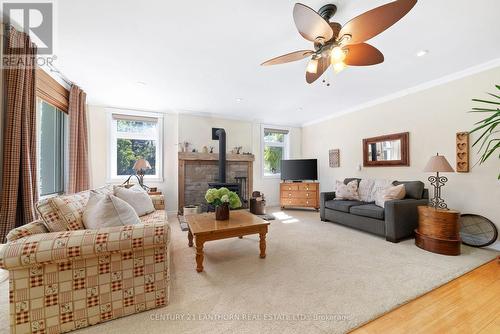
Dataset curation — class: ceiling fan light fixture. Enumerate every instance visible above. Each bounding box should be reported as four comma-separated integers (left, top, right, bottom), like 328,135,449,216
306,57,319,74
333,61,346,73
330,46,346,63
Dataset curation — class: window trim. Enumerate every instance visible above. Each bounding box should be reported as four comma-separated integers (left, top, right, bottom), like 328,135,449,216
261,124,290,179
106,108,164,183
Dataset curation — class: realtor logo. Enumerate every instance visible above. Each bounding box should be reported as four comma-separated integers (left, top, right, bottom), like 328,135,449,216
2,2,53,54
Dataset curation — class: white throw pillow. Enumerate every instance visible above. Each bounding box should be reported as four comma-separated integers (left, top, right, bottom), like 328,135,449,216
358,179,375,202
83,192,141,229
367,179,394,203
375,184,406,208
114,185,155,217
334,180,360,201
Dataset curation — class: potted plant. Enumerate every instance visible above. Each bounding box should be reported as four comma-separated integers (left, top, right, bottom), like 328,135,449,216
469,85,499,179
205,187,242,220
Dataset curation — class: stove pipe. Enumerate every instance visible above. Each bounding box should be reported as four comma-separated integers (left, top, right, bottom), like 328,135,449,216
215,128,226,183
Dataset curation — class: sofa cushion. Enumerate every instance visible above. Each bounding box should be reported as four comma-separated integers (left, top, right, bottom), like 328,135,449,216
6,219,48,242
367,179,394,203
36,190,90,232
83,192,141,229
114,184,155,217
343,178,361,186
325,200,366,213
358,179,375,202
375,184,406,208
139,210,167,224
393,181,425,199
335,180,360,200
350,204,385,220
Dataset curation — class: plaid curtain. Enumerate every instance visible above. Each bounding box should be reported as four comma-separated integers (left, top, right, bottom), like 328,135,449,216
67,85,90,193
0,27,38,242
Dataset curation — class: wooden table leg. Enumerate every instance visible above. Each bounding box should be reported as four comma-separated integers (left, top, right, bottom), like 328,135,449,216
259,232,266,259
188,229,193,247
195,239,204,272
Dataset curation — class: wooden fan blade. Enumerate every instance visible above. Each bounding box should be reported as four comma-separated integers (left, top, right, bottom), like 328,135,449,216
339,0,417,45
293,3,333,42
343,43,384,66
261,50,315,66
306,57,330,84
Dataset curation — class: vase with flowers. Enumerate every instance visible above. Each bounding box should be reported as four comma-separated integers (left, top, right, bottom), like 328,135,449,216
205,187,242,220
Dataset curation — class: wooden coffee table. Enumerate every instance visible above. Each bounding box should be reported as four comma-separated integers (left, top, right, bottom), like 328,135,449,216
185,210,270,272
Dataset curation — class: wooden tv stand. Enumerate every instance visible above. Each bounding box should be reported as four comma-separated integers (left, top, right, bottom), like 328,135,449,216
280,182,320,211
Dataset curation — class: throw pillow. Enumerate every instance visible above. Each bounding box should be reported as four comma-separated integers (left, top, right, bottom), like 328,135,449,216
375,184,406,208
358,179,375,202
83,192,141,229
113,185,155,216
45,191,90,231
392,181,425,199
367,179,394,203
335,180,360,200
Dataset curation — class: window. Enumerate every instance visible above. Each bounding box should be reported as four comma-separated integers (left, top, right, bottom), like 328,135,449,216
262,126,289,177
108,111,163,182
37,98,68,196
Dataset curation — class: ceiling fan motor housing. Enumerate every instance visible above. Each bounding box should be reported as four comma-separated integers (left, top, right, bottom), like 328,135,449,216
318,4,342,41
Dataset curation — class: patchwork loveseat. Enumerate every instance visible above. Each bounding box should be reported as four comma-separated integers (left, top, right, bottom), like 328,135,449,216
0,186,170,334
320,178,429,243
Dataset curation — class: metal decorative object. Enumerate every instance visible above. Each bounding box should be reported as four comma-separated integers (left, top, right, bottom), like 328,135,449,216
423,153,454,210
427,173,449,210
459,214,498,247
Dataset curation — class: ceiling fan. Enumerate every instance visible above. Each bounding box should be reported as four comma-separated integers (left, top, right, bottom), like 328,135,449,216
261,0,417,84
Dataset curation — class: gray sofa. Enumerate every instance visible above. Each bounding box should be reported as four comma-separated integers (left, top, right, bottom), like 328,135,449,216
320,178,429,243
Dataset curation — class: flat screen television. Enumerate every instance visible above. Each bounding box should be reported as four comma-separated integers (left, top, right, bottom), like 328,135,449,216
281,159,318,181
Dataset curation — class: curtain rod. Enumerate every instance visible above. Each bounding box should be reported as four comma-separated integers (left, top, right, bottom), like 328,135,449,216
46,63,74,88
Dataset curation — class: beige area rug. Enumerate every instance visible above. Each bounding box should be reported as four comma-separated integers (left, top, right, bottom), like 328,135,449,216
0,209,497,334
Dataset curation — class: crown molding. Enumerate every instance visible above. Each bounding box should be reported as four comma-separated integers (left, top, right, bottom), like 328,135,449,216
302,58,500,127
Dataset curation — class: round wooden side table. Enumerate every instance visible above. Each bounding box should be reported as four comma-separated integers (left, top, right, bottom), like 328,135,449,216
415,206,461,256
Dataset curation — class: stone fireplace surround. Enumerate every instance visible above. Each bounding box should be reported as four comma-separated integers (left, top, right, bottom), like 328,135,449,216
178,152,254,213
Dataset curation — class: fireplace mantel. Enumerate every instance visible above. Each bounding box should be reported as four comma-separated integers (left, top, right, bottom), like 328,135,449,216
178,152,254,214
178,152,255,162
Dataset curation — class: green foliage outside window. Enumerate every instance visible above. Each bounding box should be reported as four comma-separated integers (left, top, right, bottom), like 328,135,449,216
117,139,156,175
264,146,283,174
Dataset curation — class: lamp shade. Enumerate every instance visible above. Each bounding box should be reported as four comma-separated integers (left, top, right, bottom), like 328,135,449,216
423,154,454,173
133,159,151,171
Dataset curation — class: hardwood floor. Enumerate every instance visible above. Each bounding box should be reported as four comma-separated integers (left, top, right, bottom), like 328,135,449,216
351,259,500,334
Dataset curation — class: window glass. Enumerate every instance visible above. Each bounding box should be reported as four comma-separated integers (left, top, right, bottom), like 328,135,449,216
37,99,66,196
263,128,288,176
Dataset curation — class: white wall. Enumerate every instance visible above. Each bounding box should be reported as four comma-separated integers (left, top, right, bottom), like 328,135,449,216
302,66,500,250
87,109,302,212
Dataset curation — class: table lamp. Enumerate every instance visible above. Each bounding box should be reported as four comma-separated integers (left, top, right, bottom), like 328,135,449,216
423,153,454,210
133,159,151,189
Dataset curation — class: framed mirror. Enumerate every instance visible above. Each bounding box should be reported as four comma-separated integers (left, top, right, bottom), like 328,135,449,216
363,132,409,167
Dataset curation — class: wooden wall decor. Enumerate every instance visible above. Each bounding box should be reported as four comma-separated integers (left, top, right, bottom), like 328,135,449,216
329,149,340,168
456,132,469,172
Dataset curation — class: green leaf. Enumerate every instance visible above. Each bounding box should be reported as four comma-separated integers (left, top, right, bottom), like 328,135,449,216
488,92,500,99
469,107,499,113
472,98,500,105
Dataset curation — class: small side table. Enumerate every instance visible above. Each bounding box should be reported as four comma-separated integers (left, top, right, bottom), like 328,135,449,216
415,206,461,256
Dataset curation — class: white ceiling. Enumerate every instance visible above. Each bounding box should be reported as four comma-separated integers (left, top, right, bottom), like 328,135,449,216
50,0,500,126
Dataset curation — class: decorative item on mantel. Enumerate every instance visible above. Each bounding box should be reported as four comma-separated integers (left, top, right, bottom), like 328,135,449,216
329,149,340,168
179,141,190,152
122,158,151,190
205,187,242,220
423,153,455,210
456,132,469,172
